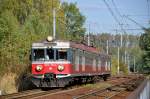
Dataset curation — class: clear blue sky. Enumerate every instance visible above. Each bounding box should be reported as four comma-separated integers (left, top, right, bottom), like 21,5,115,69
61,0,150,35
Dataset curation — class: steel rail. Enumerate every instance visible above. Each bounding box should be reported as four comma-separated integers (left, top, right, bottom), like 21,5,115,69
72,78,140,99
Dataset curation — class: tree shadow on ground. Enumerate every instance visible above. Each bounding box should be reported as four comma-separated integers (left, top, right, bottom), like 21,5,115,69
16,73,37,92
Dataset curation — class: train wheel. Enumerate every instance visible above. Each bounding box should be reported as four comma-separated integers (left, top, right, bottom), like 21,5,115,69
103,76,107,81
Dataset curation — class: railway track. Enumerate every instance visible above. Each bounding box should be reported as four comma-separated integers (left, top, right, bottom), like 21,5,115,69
0,75,143,99
32,75,143,99
72,77,143,99
0,89,60,99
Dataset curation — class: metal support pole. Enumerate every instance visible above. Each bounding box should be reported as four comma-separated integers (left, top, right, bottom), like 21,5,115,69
134,56,135,72
125,50,127,64
88,24,90,46
53,8,56,39
106,40,109,54
121,33,123,47
128,54,130,73
118,47,120,74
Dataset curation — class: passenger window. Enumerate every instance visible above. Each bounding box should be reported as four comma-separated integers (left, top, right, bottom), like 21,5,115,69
56,49,67,60
68,49,73,62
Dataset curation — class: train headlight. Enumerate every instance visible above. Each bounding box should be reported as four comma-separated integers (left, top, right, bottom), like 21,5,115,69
57,65,65,71
36,65,43,72
47,36,53,42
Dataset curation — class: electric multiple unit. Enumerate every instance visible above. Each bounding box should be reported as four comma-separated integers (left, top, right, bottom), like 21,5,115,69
31,38,111,87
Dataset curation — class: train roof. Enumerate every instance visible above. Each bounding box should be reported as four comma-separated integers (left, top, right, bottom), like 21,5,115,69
32,40,100,54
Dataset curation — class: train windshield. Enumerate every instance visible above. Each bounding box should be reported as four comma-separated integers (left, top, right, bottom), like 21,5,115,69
33,49,45,61
46,48,54,60
32,48,68,61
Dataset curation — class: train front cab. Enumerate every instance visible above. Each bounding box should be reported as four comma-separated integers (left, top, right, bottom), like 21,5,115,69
31,47,73,87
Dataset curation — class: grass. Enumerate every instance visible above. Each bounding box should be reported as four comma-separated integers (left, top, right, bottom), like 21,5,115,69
84,82,112,89
0,73,17,94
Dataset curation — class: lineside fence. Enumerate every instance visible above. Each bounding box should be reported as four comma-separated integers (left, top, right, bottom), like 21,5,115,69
127,75,150,99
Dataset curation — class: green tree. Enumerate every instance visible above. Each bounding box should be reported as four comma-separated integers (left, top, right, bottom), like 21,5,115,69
139,27,150,69
0,0,61,74
0,10,20,74
62,2,86,41
0,0,86,76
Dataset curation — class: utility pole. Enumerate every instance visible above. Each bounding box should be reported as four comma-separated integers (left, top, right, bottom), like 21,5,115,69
120,33,123,47
125,50,127,64
106,40,109,54
134,56,135,72
52,0,56,39
88,24,90,46
127,54,130,73
125,34,128,64
114,29,120,74
53,8,56,39
117,47,120,74
115,29,120,74
112,34,115,47
115,29,119,47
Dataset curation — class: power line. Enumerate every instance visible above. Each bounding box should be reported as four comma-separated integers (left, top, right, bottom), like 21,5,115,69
123,15,147,30
103,0,126,47
103,0,127,34
111,0,149,31
111,28,144,31
126,14,150,17
103,0,122,27
111,0,122,17
111,0,129,31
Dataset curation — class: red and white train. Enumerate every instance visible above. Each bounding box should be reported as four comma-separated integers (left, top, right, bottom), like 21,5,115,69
31,37,111,87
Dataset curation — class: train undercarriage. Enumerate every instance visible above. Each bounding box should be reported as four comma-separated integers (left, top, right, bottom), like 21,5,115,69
31,73,110,88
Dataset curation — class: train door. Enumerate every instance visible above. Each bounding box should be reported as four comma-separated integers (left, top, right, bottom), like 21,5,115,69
72,48,79,72
108,61,111,71
92,55,96,71
105,61,108,71
82,51,85,72
98,57,101,71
